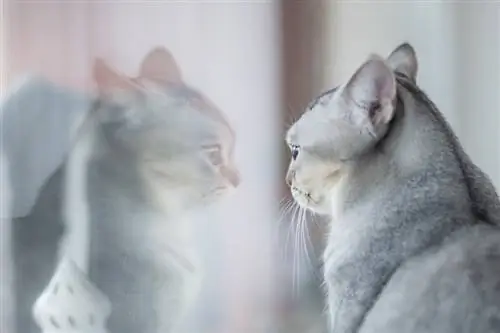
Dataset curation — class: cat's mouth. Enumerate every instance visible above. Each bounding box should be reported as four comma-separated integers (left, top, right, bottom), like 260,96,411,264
213,186,228,196
291,186,318,206
202,186,230,202
291,186,331,215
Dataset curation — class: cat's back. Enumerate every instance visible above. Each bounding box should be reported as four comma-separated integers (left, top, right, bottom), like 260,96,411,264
360,224,500,333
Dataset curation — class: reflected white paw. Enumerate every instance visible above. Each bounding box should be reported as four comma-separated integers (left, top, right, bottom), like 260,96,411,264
32,258,111,333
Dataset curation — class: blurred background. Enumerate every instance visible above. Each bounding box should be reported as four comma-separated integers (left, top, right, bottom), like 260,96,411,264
1,1,499,333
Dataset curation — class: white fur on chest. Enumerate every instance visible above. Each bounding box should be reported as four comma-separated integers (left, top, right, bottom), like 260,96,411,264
324,178,371,278
140,216,199,276
139,217,202,327
323,216,365,276
329,177,346,222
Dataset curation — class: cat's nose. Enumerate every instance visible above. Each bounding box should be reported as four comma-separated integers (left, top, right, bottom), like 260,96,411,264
286,170,295,187
230,171,241,188
224,167,240,188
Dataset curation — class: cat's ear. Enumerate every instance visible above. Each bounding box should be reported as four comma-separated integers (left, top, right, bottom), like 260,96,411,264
93,59,143,125
139,47,183,84
342,55,396,129
93,58,138,93
387,43,418,82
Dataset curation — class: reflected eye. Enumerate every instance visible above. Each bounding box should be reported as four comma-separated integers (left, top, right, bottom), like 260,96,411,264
290,144,300,160
203,144,223,165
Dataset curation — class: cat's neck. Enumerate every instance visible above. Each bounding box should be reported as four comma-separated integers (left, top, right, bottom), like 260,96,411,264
85,158,198,269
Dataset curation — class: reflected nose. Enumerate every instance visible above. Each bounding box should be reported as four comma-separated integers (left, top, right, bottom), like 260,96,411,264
286,169,295,187
223,166,241,188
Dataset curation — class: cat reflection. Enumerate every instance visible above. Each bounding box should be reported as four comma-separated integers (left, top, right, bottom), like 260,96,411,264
15,47,239,333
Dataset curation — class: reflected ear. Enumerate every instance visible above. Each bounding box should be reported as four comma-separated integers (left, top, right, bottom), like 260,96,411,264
139,47,183,84
92,59,143,125
342,55,396,128
387,42,418,82
93,58,138,93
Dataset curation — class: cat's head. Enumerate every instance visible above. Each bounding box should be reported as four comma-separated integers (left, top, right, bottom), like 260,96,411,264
91,47,240,212
285,43,417,215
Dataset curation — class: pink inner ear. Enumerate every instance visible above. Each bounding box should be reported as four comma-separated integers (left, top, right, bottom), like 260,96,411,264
93,58,138,92
344,56,396,105
139,47,183,84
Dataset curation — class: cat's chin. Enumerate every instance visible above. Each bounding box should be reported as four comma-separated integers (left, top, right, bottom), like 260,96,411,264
160,187,228,212
304,204,331,216
294,202,331,217
200,188,232,205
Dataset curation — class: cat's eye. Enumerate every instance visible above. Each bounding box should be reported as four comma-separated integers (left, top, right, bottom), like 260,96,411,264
203,144,223,165
290,144,300,160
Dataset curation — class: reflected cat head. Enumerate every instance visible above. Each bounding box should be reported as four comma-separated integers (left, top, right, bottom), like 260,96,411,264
90,47,240,212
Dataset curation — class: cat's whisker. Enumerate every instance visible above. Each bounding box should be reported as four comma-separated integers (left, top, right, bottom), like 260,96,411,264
290,202,301,297
293,209,300,297
277,198,295,259
291,205,297,296
278,198,294,242
284,202,298,257
283,201,295,288
294,204,310,298
300,208,310,274
278,196,289,207
299,207,307,270
278,198,294,225
279,195,294,212
296,207,306,296
302,209,321,280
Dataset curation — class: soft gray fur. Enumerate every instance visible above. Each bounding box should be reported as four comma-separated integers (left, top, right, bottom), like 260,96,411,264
285,43,500,333
14,48,238,333
360,224,500,333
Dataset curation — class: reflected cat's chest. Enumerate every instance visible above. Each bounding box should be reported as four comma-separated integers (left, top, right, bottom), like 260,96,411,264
93,218,195,268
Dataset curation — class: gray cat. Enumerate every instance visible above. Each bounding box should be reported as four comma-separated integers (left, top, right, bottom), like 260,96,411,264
285,43,500,333
14,47,239,333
